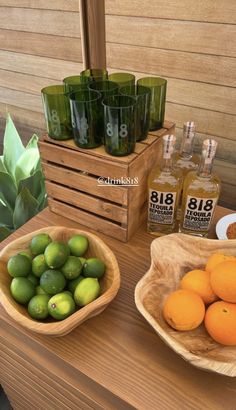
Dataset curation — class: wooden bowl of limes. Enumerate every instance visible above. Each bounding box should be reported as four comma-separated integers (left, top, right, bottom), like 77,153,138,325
0,226,120,336
135,233,236,377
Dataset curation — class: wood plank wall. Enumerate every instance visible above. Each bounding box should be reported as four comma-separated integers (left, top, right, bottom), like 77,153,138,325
105,0,236,209
0,0,83,147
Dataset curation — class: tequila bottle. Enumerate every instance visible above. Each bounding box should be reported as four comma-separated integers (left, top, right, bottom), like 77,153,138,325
147,134,182,236
179,139,221,237
174,121,200,219
174,121,199,176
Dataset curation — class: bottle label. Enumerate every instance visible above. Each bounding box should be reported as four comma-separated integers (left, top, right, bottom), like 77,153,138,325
182,195,217,231
148,190,177,225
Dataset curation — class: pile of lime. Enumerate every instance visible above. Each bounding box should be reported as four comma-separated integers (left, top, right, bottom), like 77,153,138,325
7,233,106,321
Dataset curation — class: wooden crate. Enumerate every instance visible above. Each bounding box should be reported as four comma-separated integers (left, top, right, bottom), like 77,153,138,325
39,121,175,242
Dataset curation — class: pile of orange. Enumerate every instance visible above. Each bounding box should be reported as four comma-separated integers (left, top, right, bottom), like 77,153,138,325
162,253,236,345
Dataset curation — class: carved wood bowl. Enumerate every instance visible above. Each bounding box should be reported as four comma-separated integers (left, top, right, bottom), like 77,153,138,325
0,226,120,337
135,233,236,377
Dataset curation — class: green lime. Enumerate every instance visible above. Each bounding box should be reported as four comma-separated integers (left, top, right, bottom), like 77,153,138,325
79,257,86,267
32,254,48,277
61,256,82,280
19,250,33,261
40,270,66,295
10,277,35,304
48,293,76,320
30,233,52,256
74,277,100,307
83,258,106,279
35,285,49,295
27,274,39,286
44,241,70,269
61,290,73,298
67,275,84,294
7,254,32,278
28,294,50,320
68,235,88,257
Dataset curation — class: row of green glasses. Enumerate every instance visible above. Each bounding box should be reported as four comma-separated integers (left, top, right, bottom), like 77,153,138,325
41,69,167,156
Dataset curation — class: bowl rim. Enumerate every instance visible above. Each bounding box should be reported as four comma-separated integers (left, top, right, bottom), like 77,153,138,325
0,226,120,336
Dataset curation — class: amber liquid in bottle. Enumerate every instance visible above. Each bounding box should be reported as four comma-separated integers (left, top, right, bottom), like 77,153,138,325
147,134,182,236
179,139,221,237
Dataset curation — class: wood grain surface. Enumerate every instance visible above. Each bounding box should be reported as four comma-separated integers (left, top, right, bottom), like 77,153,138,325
0,0,80,11
105,0,236,24
0,7,81,37
104,0,236,210
1,206,236,409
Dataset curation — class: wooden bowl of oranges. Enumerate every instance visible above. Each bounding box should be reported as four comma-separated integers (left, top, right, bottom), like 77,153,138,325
135,233,236,377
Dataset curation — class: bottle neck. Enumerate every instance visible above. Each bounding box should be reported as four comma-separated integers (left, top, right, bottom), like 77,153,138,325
180,131,195,159
197,139,217,178
161,157,173,172
197,157,213,178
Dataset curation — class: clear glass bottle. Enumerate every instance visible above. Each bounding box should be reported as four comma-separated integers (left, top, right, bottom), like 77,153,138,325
179,139,221,237
174,121,200,219
147,134,182,236
174,121,199,176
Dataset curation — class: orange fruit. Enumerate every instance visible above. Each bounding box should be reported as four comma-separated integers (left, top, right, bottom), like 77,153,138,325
210,260,236,303
163,289,205,331
180,269,218,304
205,301,236,345
206,253,235,273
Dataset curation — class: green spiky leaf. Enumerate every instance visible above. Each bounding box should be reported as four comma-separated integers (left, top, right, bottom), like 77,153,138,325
13,188,39,229
0,226,11,242
0,171,17,209
3,114,25,177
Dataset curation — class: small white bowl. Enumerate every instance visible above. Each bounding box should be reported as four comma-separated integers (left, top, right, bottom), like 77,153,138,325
216,213,236,240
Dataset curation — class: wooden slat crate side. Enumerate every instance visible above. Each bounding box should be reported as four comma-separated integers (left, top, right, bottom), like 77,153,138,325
42,162,129,205
42,133,153,163
39,140,129,179
45,181,128,224
42,134,138,164
48,199,128,242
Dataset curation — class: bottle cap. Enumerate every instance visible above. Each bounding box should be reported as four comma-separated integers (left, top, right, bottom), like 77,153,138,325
163,134,176,159
202,139,217,164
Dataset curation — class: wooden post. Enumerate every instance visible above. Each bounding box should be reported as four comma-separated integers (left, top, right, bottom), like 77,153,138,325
79,0,106,69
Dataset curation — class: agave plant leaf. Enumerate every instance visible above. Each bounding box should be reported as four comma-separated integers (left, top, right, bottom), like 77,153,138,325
3,113,25,177
13,188,39,229
0,202,13,227
18,170,43,199
26,134,39,149
0,156,7,173
37,181,47,211
0,226,11,242
15,148,40,184
0,171,17,209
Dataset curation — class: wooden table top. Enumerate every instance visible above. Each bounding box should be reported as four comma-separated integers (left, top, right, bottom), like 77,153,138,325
1,206,236,410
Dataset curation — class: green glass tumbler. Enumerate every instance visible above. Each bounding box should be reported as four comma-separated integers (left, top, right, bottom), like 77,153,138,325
120,85,151,141
41,84,72,140
108,72,135,89
69,89,103,148
88,80,119,142
63,75,90,93
102,95,137,156
80,68,108,83
137,77,167,131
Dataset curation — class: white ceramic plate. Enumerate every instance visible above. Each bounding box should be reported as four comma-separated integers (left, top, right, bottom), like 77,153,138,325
216,213,236,240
